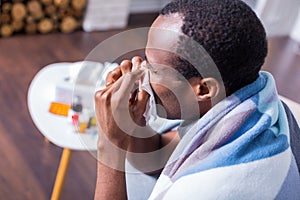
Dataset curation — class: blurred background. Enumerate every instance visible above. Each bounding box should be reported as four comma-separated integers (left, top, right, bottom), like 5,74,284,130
0,0,299,199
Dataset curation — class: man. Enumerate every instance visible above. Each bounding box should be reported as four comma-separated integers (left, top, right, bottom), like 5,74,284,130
94,0,300,199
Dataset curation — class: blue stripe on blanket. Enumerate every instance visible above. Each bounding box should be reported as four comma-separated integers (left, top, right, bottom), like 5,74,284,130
180,127,289,178
178,72,290,178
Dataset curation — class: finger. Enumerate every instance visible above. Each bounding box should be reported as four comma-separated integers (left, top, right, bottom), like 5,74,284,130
94,86,113,107
132,57,144,88
106,67,122,86
130,90,150,126
135,90,150,112
132,56,143,70
120,60,132,74
117,69,145,102
140,60,148,70
129,88,138,105
96,75,122,103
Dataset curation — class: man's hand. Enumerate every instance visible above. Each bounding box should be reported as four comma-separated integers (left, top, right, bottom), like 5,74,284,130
94,57,180,200
94,57,150,151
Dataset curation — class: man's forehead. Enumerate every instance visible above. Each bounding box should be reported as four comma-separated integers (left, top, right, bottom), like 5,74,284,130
146,14,184,53
145,49,175,70
151,13,183,30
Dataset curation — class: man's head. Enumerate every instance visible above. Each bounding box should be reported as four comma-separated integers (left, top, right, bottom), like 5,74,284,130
145,0,267,120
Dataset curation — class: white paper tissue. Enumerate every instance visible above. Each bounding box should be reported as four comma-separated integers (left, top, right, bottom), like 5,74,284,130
140,70,182,133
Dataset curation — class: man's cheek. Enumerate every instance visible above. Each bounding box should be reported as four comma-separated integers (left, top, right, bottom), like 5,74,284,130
156,104,168,118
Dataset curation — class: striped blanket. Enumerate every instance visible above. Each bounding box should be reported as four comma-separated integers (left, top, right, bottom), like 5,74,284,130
149,71,300,200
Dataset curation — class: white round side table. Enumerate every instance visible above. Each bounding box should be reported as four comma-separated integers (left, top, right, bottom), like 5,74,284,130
28,62,98,200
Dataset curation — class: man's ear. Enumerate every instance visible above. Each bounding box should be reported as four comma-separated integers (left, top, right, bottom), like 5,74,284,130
191,77,220,101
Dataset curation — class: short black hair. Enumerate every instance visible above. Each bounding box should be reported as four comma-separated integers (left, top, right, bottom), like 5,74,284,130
161,0,268,95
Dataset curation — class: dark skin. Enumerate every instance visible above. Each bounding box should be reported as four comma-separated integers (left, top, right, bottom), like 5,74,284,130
94,57,179,200
94,14,224,200
104,57,180,171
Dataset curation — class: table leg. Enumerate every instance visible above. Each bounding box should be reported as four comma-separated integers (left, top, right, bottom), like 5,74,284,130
44,137,50,143
51,148,72,200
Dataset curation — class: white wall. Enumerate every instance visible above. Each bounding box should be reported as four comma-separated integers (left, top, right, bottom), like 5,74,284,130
83,0,300,38
256,0,300,37
83,0,171,31
243,0,300,39
291,9,300,42
83,0,131,31
242,0,258,10
130,0,300,40
129,0,171,13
